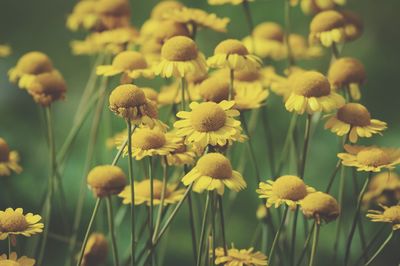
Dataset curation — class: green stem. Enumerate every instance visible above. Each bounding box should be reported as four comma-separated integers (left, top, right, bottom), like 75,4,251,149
187,191,198,262
296,221,316,266
218,195,228,255
332,163,346,262
308,222,320,266
332,43,340,60
229,69,234,101
290,206,299,266
196,193,210,266
8,237,11,257
242,0,255,52
153,157,168,242
277,113,298,175
261,108,276,177
181,77,186,111
148,157,154,265
76,198,101,266
210,192,216,266
106,197,120,266
354,225,386,265
268,206,289,265
299,114,312,179
284,0,295,67
126,120,136,266
344,173,371,266
365,231,393,266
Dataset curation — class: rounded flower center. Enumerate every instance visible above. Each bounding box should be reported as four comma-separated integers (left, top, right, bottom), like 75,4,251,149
0,212,28,232
17,51,53,75
383,206,400,223
199,77,229,103
328,57,366,85
0,138,10,162
272,175,308,201
293,71,331,97
196,153,232,180
336,103,371,126
172,143,187,154
161,36,198,61
109,84,147,108
301,192,339,221
155,20,190,43
112,51,147,71
356,148,391,167
310,10,345,33
97,0,130,16
191,102,227,132
136,179,170,199
234,69,260,82
132,129,166,150
253,22,284,42
214,39,248,56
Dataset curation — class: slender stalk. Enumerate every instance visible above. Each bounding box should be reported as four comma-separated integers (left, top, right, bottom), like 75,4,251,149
268,206,289,265
290,206,299,266
332,43,340,60
241,0,255,52
153,157,168,242
299,114,312,179
325,159,341,193
218,195,228,255
8,237,11,257
344,173,371,266
126,120,136,266
277,113,298,175
229,69,234,100
365,231,393,266
106,197,119,266
308,222,320,266
76,198,101,266
187,191,198,262
210,192,216,266
284,0,295,67
261,108,276,177
296,221,316,266
181,77,186,111
196,193,210,266
148,157,154,265
354,225,386,265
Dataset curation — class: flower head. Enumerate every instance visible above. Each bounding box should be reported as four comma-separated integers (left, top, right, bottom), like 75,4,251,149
288,34,323,60
208,0,253,5
0,138,22,177
66,0,98,32
142,88,159,104
119,179,185,205
0,208,43,240
257,175,315,209
367,205,400,230
325,103,387,143
342,10,363,42
285,71,344,114
87,165,127,197
338,145,400,172
82,233,108,266
0,252,35,266
363,172,400,208
198,76,230,103
166,137,197,166
182,152,246,195
214,245,268,266
309,10,346,47
300,191,340,224
150,1,184,20
300,0,346,15
234,84,269,111
152,20,190,44
174,101,243,149
95,0,131,30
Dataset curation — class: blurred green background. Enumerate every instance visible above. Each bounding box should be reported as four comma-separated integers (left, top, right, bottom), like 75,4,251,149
1,0,399,265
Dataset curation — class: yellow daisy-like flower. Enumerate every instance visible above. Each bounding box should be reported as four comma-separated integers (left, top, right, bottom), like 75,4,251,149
163,7,230,33
300,191,340,224
366,205,400,230
81,233,108,266
66,0,98,32
234,85,269,111
288,34,323,60
0,138,22,177
300,0,346,15
154,36,207,78
198,76,230,103
96,51,154,82
267,66,306,101
207,39,262,71
152,20,190,45
285,71,345,114
166,137,197,166
257,175,315,209
174,101,242,149
362,172,400,208
122,127,180,160
87,165,127,198
328,57,366,101
324,103,387,143
119,179,185,205
341,10,363,42
182,153,246,195
309,10,346,47
214,245,268,266
0,252,35,266
8,51,54,89
0,208,43,240
0,44,11,58
95,0,131,30
338,145,400,172
208,0,254,5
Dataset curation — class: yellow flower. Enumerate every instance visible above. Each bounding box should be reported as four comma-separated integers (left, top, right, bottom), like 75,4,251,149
124,128,180,160
142,87,159,104
140,39,162,64
95,0,131,30
0,138,22,177
154,36,207,78
341,10,363,42
152,20,190,45
87,165,127,198
269,66,307,101
0,252,35,266
208,39,262,71
300,191,340,224
338,145,400,172
109,84,162,128
119,179,185,205
214,245,268,266
234,84,269,110
362,172,400,208
288,34,323,60
96,51,154,82
328,57,366,100
309,10,346,47
166,136,197,166
367,205,400,230
0,44,11,58
285,71,345,114
324,103,387,143
162,7,230,33
257,175,315,209
66,0,98,32
150,1,185,20
300,0,346,15
8,51,54,89
208,0,254,5
182,153,246,195
174,101,243,149
26,70,67,106
81,233,108,266
198,76,230,103
0,208,43,240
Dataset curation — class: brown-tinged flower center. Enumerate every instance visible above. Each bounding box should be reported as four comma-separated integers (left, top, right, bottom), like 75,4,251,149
301,192,340,222
336,103,371,126
83,233,108,265
112,51,147,70
96,0,130,16
154,20,190,43
356,148,391,167
273,175,308,200
0,138,10,162
86,165,127,196
191,102,227,132
234,69,261,82
199,77,229,103
161,36,198,61
310,10,345,33
136,179,170,199
172,143,187,154
132,129,166,150
0,212,28,232
109,84,147,109
383,206,400,223
196,153,232,179
214,39,248,56
29,72,67,95
293,71,331,97
253,22,284,42
328,57,366,86
17,51,53,75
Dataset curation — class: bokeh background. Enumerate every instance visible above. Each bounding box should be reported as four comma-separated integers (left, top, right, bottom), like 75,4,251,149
0,0,399,265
